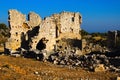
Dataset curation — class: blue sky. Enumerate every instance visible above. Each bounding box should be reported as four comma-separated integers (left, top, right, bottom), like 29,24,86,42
0,0,120,32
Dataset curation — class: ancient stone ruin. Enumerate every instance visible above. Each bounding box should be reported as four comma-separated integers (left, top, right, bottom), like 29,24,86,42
3,10,120,73
5,9,82,54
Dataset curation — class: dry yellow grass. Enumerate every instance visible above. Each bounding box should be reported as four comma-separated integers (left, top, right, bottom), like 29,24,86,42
0,55,119,80
0,46,4,52
92,36,107,41
93,36,102,41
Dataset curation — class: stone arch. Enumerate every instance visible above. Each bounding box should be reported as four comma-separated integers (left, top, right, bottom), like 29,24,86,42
36,37,48,50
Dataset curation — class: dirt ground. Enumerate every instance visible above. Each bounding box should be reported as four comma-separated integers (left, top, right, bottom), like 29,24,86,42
0,55,119,80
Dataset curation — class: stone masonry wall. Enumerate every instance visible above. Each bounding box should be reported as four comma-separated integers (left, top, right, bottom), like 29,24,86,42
5,9,82,53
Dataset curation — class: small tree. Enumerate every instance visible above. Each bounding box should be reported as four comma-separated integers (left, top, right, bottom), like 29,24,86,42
81,29,89,36
0,23,8,30
0,23,9,45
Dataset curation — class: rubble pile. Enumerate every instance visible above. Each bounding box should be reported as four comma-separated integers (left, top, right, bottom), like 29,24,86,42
48,50,120,72
8,45,120,72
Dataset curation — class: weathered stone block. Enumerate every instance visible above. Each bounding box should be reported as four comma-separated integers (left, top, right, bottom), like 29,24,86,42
94,64,106,72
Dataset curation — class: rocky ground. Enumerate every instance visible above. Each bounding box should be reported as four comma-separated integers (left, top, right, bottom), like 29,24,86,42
48,51,120,73
0,54,119,80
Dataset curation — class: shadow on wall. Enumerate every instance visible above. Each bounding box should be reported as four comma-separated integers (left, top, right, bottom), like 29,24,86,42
67,39,82,49
21,26,40,50
57,38,82,50
27,26,40,38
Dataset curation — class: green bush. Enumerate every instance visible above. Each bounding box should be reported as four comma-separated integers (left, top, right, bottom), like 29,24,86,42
0,23,8,30
80,29,89,36
0,23,9,44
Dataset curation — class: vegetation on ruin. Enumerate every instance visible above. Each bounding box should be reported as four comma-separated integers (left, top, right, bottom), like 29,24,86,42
81,29,89,36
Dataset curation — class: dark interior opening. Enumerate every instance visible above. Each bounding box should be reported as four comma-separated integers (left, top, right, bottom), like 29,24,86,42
16,32,18,36
36,38,47,50
56,26,59,38
21,32,30,50
72,17,74,22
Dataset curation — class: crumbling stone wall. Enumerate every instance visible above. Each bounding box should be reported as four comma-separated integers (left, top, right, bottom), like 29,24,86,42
6,10,26,51
5,10,42,52
31,12,82,52
5,9,82,54
57,12,82,39
31,16,57,51
60,12,81,34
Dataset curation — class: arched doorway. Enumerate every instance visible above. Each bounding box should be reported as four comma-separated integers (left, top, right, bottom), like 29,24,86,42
36,38,48,50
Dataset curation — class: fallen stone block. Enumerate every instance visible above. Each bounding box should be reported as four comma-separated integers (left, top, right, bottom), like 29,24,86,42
117,77,120,80
11,54,21,57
